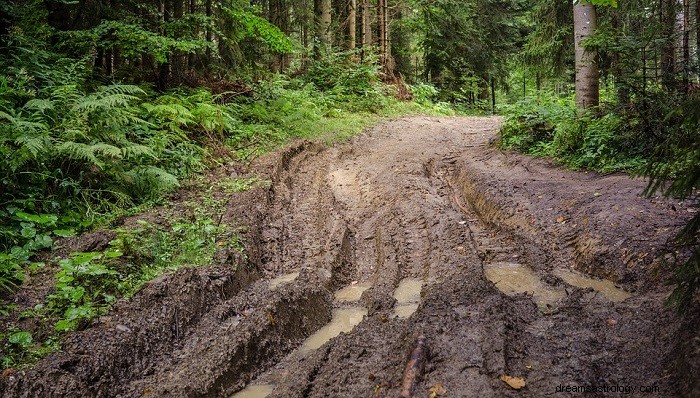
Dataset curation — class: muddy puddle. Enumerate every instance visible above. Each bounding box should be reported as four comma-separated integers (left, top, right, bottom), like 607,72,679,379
485,262,632,304
555,269,631,302
334,281,372,302
230,384,275,398
300,307,367,353
393,278,423,318
484,262,565,305
268,271,300,290
233,282,369,396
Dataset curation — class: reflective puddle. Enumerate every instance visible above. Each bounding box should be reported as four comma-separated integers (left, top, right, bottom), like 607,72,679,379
236,282,369,395
393,278,423,318
484,262,565,305
334,281,372,302
268,272,300,290
555,269,631,302
230,384,274,398
300,307,367,354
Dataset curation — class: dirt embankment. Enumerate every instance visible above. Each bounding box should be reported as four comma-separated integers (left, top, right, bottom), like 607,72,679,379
1,117,698,397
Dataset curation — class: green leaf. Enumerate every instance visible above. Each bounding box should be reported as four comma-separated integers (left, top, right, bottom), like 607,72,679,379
54,319,76,332
103,250,123,259
70,252,103,265
20,225,37,238
8,331,33,347
33,234,54,249
15,212,58,225
53,229,76,238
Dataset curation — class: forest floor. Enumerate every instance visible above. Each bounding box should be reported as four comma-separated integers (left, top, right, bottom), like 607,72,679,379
2,117,699,397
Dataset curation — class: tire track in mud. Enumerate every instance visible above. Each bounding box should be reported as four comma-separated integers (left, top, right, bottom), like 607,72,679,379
2,117,697,397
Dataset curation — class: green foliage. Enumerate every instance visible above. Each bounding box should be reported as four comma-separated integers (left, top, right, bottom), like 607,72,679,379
47,251,121,332
302,51,386,112
420,0,524,104
112,216,230,295
499,95,646,173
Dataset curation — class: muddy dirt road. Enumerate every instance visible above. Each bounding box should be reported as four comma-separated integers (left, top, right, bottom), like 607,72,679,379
2,117,698,397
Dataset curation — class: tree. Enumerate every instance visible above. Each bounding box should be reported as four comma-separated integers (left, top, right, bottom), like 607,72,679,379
573,0,599,109
314,0,332,55
347,0,357,49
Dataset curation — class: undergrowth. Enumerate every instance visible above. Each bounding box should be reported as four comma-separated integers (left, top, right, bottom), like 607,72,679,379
498,95,647,173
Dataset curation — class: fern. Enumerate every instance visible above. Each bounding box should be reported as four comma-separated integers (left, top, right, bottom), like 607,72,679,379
14,134,51,160
56,142,101,166
118,166,179,200
90,143,123,160
121,144,157,161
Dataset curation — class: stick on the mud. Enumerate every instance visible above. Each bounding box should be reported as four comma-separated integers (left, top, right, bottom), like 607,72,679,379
399,335,426,398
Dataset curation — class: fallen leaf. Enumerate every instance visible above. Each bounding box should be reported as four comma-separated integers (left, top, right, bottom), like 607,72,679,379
500,375,526,390
556,216,566,224
429,383,447,398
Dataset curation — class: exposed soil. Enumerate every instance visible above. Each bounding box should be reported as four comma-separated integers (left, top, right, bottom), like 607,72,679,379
2,117,699,397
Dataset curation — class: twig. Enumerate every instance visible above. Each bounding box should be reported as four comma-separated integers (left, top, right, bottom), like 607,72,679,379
399,335,426,398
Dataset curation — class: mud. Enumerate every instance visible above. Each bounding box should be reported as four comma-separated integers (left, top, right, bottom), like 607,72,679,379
2,117,698,397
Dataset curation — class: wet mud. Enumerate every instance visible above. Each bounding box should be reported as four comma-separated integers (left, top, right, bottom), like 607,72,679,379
1,117,698,397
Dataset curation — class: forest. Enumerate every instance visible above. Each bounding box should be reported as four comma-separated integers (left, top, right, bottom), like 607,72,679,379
0,0,699,382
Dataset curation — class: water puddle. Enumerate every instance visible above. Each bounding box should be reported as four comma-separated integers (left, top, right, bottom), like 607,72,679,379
334,281,372,302
484,262,565,306
235,283,369,394
230,384,274,398
392,278,423,318
268,271,300,290
555,269,631,302
300,307,367,354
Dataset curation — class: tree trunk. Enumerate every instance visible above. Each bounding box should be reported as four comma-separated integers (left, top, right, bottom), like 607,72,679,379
314,0,332,56
205,0,213,61
683,0,690,90
270,0,290,71
661,0,677,90
347,0,357,49
696,0,699,80
362,0,372,48
573,1,599,110
377,0,388,68
157,0,171,91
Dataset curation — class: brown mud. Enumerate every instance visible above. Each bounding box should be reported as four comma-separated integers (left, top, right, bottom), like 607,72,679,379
2,117,698,397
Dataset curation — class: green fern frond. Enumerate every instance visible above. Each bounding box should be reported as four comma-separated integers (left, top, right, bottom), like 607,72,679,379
97,84,146,97
90,143,123,159
118,166,179,200
0,110,17,123
74,93,140,113
121,144,156,160
23,99,55,113
14,134,51,158
57,141,101,166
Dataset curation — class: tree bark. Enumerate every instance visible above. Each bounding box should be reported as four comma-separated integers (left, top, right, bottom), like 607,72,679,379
314,0,332,56
573,0,599,110
683,0,690,90
362,0,372,48
377,0,388,67
696,0,699,80
347,0,357,49
661,0,677,90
